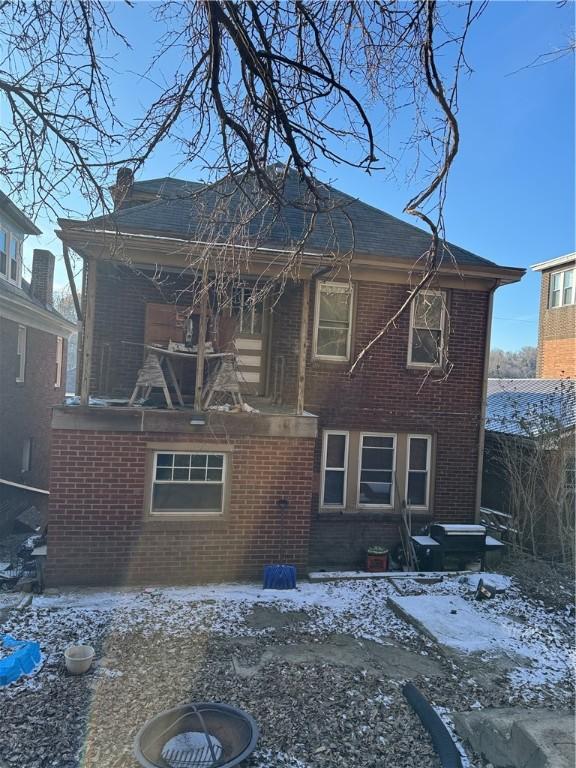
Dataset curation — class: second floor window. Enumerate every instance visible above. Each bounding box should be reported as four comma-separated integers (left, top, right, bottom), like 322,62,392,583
313,281,353,360
0,231,7,277
9,237,21,283
408,290,446,367
549,268,575,308
55,336,63,388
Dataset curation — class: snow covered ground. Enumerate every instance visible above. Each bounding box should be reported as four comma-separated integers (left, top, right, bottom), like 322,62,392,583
0,572,573,767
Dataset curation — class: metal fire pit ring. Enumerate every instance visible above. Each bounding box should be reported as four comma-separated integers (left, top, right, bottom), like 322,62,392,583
134,702,259,768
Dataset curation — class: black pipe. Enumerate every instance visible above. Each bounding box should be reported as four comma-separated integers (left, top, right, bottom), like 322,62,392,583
402,683,463,768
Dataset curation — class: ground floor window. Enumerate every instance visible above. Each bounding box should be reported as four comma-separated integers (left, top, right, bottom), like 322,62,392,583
320,430,433,512
358,434,396,507
321,431,349,507
406,435,431,508
151,451,226,515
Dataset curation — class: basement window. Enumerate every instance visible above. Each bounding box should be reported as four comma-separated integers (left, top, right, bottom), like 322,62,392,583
151,451,226,516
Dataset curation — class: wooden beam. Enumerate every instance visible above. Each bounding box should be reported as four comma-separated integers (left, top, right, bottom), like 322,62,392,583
194,261,209,410
296,280,311,415
79,258,96,405
62,244,83,322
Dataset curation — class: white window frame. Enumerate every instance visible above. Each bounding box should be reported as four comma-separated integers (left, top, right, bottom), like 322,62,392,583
313,281,354,361
357,432,396,509
55,336,63,388
0,229,7,278
150,450,227,516
549,268,575,308
8,235,21,286
405,434,432,509
16,324,26,382
320,430,349,508
407,290,446,368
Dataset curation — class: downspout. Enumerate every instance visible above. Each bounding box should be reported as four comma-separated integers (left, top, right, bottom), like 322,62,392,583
474,279,499,522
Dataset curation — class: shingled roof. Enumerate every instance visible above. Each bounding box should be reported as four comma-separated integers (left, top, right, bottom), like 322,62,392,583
72,168,500,269
486,378,576,437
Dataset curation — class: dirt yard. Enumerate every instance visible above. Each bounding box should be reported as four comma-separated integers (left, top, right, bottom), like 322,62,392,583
0,566,573,768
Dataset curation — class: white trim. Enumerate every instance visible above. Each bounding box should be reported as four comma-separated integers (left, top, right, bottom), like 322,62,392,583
0,293,76,336
548,266,575,308
16,324,26,382
150,450,226,516
407,289,446,368
320,430,349,508
312,281,354,361
55,336,63,387
405,434,432,509
0,478,49,494
0,228,7,278
357,432,396,509
532,252,576,272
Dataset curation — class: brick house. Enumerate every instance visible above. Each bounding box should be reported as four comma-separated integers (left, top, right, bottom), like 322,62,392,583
532,252,576,378
47,170,523,585
0,192,76,533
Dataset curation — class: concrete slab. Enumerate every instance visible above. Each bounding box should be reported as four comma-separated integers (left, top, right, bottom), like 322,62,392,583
232,633,444,680
387,594,525,655
453,708,576,768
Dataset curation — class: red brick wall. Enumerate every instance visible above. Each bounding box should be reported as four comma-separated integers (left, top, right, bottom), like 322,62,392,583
0,318,67,489
296,282,489,561
46,430,315,586
537,269,576,377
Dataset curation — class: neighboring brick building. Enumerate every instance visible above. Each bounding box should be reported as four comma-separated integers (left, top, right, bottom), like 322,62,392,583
47,169,524,585
533,252,576,378
0,193,75,532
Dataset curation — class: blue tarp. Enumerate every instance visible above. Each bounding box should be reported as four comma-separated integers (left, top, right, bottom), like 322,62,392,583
0,635,42,686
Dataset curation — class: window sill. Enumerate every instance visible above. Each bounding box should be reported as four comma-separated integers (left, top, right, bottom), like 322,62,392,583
318,508,430,520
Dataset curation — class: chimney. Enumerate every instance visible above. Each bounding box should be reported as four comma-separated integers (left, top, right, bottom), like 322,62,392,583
30,249,55,307
111,167,134,208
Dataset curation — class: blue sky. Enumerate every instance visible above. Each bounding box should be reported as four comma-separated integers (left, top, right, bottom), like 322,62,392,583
21,1,575,351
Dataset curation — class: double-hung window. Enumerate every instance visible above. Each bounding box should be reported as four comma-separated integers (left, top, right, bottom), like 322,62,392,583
408,290,446,366
9,237,21,284
16,325,26,382
549,268,575,308
321,432,348,507
313,282,353,360
55,337,63,388
358,434,396,507
0,231,7,277
151,451,226,515
406,435,431,508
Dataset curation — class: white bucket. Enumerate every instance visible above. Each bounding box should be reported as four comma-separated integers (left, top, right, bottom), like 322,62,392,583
64,644,95,675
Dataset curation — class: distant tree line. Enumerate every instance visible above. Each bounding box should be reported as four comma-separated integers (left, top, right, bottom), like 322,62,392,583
488,346,537,378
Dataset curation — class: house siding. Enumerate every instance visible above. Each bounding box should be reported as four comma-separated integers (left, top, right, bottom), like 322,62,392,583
0,317,67,490
46,430,315,586
537,268,576,378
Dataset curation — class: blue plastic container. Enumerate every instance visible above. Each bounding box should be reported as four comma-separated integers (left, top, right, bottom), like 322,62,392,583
0,635,42,686
263,564,297,590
